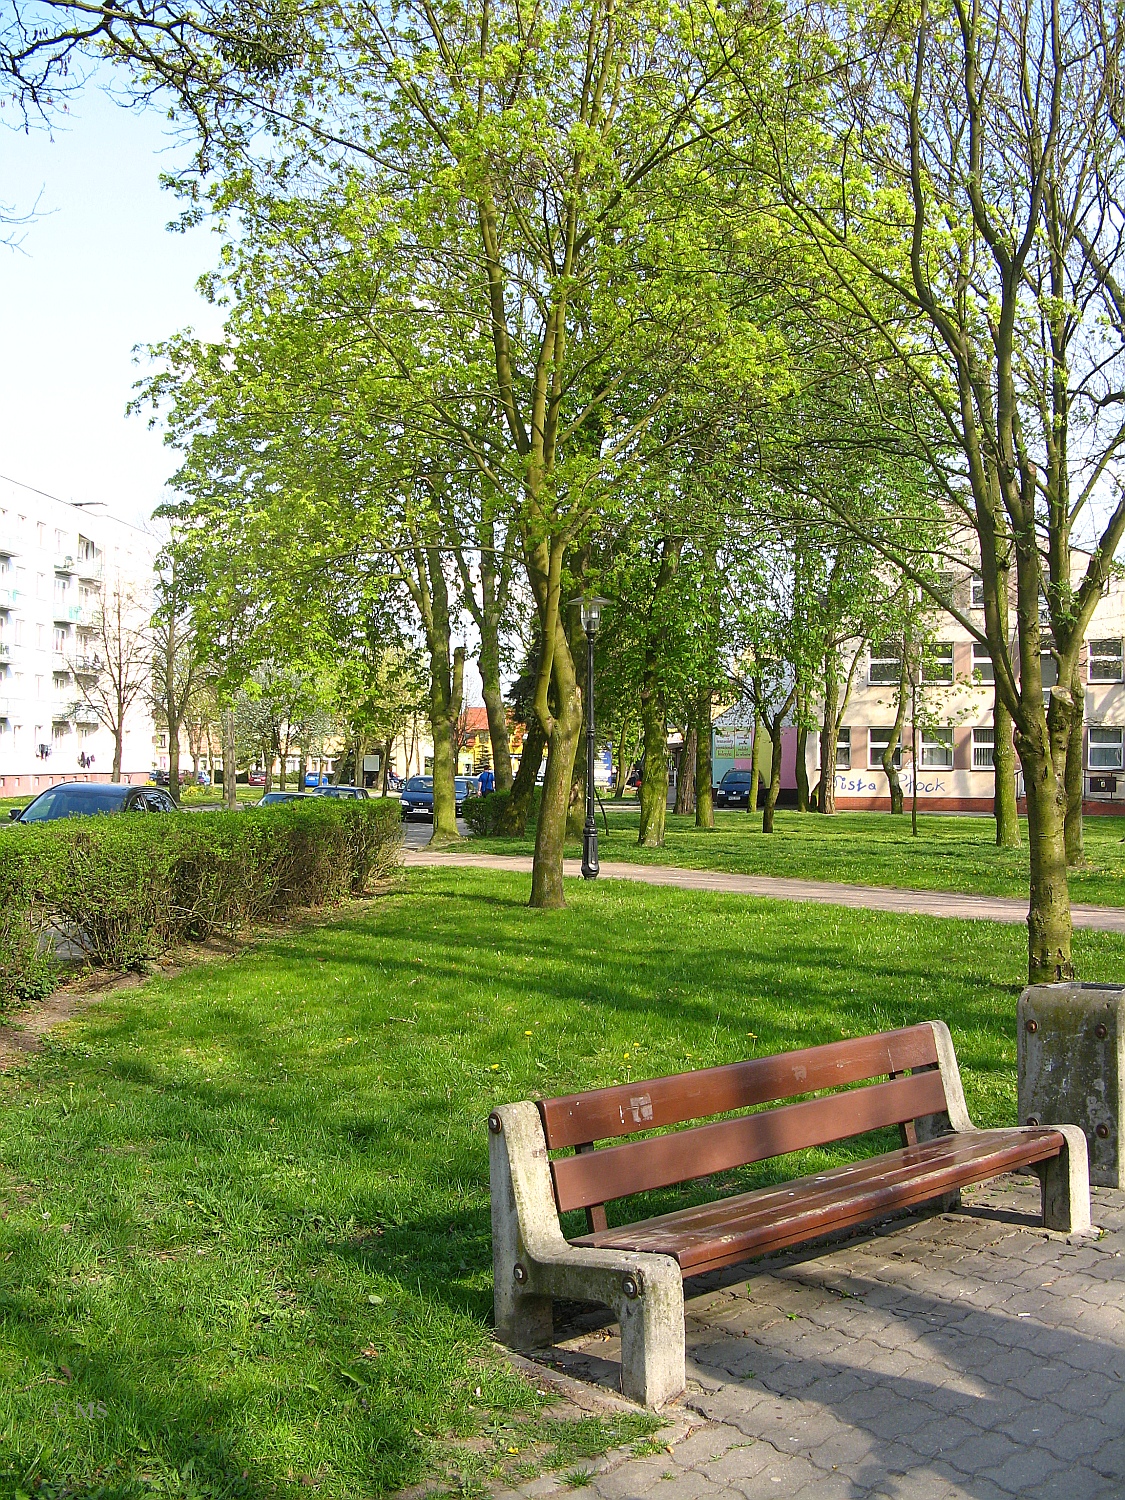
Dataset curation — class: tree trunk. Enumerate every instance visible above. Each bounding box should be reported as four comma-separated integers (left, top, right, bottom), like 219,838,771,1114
297,747,308,793
530,618,583,909
747,716,761,817
428,644,464,845
637,675,668,847
614,716,634,799
674,725,696,816
762,717,783,833
883,650,909,816
499,717,545,834
795,723,810,812
379,737,393,795
566,726,586,839
112,724,123,784
695,688,714,829
222,708,238,810
993,695,1020,846
479,641,514,793
1064,678,1085,866
1019,723,1075,982
819,668,839,815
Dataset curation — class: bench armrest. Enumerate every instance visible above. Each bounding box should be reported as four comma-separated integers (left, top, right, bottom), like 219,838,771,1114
928,1019,975,1131
489,1100,685,1406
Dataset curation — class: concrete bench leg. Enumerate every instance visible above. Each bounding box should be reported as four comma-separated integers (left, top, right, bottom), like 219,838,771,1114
489,1101,686,1407
615,1265,685,1408
1036,1124,1092,1234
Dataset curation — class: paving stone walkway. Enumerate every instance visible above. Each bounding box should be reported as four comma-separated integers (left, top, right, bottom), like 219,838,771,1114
498,1176,1125,1500
402,849,1125,931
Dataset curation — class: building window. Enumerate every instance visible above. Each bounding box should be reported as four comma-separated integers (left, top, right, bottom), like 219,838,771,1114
1089,639,1123,683
52,722,69,743
835,726,851,771
1040,653,1059,689
971,575,985,609
922,642,954,684
53,627,69,654
1089,727,1124,771
934,571,956,608
869,727,902,769
920,728,954,769
972,644,994,683
972,727,995,769
869,643,902,686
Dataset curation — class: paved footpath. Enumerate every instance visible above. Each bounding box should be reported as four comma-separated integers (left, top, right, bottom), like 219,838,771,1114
402,848,1125,932
499,1176,1125,1500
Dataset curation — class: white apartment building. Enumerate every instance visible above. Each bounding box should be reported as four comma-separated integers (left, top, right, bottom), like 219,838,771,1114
0,479,158,795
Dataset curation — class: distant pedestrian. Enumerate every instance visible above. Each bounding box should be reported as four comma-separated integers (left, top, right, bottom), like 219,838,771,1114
479,767,496,795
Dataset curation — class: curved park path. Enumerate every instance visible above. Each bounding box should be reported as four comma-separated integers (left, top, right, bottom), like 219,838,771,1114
402,847,1125,931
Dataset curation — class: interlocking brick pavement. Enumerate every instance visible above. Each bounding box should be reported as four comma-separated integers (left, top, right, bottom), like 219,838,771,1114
509,1175,1125,1500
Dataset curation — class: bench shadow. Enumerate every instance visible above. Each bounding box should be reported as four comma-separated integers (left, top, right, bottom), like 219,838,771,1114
537,1196,1125,1498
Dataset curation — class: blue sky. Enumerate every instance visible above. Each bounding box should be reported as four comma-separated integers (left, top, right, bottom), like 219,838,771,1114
2,78,224,529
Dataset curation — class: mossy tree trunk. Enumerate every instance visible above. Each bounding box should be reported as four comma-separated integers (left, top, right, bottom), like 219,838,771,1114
674,725,696,816
498,716,545,834
695,689,714,829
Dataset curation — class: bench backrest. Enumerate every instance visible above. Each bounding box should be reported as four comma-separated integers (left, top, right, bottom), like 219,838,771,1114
538,1024,946,1215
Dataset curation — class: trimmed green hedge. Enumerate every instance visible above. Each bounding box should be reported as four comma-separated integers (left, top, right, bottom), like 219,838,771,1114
461,787,541,836
0,798,402,1007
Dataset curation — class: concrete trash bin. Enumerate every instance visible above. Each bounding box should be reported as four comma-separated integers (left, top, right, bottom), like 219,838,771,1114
1018,982,1124,1189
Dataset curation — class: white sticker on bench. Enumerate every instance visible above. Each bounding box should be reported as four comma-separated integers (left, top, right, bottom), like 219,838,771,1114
630,1094,654,1124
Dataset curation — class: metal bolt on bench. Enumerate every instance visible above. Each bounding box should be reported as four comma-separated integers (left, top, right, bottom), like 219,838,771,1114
489,1021,1091,1407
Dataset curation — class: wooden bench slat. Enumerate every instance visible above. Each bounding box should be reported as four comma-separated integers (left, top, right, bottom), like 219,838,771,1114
539,1025,939,1149
551,1069,948,1212
572,1127,1065,1273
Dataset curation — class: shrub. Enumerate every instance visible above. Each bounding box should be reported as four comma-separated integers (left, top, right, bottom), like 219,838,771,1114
0,841,55,1007
462,788,541,836
0,797,403,1004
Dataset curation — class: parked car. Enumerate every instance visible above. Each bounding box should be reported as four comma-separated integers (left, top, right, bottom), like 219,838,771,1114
400,775,434,819
247,771,267,787
8,782,179,823
312,785,369,800
400,775,481,820
305,772,331,787
713,768,757,809
256,791,315,806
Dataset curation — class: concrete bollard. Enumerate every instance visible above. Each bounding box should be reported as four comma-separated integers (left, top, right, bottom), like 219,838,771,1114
1018,983,1124,1189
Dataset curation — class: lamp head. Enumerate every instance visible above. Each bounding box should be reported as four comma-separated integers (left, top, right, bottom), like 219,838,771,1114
579,595,609,636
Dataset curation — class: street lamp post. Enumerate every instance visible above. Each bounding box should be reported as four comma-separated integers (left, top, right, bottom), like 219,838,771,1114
580,596,608,879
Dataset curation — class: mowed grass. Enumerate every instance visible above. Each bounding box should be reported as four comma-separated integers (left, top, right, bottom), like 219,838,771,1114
468,806,1125,905
3,866,1125,1498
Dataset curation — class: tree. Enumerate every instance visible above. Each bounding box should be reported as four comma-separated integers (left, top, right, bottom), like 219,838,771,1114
68,575,151,782
757,0,1125,980
149,559,199,802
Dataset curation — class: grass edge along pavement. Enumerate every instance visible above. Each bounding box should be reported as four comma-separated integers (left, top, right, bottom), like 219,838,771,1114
463,804,1125,907
4,864,1125,1497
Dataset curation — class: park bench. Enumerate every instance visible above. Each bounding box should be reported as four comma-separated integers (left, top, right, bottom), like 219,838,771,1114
488,1021,1090,1407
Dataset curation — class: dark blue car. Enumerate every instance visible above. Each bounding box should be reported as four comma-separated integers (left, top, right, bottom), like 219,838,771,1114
400,775,478,820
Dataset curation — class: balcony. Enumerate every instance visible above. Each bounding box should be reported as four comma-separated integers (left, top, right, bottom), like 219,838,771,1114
77,554,103,581
0,587,13,611
72,654,102,677
54,554,75,575
74,706,100,728
0,643,10,662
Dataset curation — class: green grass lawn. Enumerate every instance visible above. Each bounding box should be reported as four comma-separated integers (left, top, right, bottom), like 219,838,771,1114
467,806,1125,905
3,866,1125,1498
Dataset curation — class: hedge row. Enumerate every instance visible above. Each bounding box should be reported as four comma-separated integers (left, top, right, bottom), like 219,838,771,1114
0,798,403,1006
461,787,541,836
